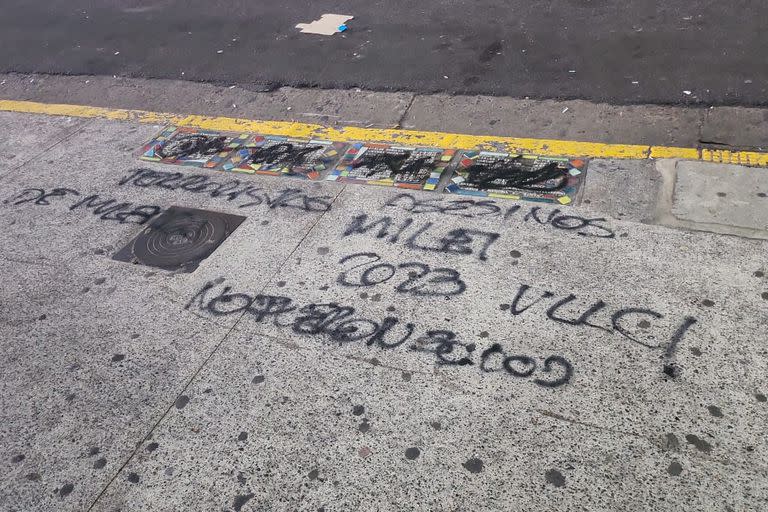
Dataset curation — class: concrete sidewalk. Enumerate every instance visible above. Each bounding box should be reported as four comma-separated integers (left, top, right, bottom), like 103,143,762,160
0,101,767,512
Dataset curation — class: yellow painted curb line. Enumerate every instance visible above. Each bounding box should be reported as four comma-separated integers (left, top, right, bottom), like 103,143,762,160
2,100,767,166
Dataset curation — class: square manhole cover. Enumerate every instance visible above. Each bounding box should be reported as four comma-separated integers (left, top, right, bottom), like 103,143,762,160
113,206,246,272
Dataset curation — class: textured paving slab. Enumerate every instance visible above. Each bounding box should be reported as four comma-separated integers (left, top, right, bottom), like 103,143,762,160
1,112,767,511
0,111,89,176
580,159,663,223
97,184,768,510
672,161,768,231
0,117,338,511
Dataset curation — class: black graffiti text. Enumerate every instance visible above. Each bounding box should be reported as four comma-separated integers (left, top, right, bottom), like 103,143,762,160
502,283,698,355
3,187,162,225
186,281,573,388
118,168,333,213
464,157,568,192
384,193,615,239
337,252,466,297
342,214,500,261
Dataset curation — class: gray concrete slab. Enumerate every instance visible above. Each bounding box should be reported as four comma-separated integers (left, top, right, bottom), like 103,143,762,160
580,159,663,224
0,111,89,176
0,262,232,512
671,161,768,232
0,115,341,510
91,325,768,512
702,107,768,151
1,112,768,511
88,183,768,510
401,94,704,147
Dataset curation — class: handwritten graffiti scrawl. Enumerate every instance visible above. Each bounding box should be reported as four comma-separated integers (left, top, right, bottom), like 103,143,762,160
137,126,587,204
325,142,454,191
446,151,586,205
140,126,251,168
221,136,345,180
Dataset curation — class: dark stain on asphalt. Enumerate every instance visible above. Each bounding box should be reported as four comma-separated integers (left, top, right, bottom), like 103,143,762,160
405,447,421,460
667,461,683,476
685,434,713,453
308,469,319,480
234,493,255,511
111,354,125,362
252,375,265,384
754,270,765,277
127,472,140,484
175,395,189,409
146,442,159,452
545,469,566,487
707,405,724,418
430,421,442,430
358,419,371,433
479,40,503,62
94,277,106,285
702,299,715,307
638,319,651,329
755,393,766,402
479,331,489,338
690,347,702,356
401,371,412,381
462,458,484,473
352,405,365,416
93,458,107,469
317,247,330,255
510,250,522,258
88,446,100,456
25,473,41,482
238,431,248,442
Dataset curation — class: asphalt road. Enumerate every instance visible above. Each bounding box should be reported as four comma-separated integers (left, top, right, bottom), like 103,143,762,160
0,0,766,105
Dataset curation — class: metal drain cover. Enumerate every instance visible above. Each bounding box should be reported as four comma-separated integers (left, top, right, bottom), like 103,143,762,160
113,206,246,272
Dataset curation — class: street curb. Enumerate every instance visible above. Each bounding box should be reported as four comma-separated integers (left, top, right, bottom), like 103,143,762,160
2,99,767,166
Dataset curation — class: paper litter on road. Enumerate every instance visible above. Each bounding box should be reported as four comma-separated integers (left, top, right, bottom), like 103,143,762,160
296,14,353,35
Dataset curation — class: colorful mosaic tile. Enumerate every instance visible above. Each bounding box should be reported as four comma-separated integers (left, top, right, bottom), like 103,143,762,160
139,126,249,168
326,143,455,191
220,136,346,180
445,151,587,205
